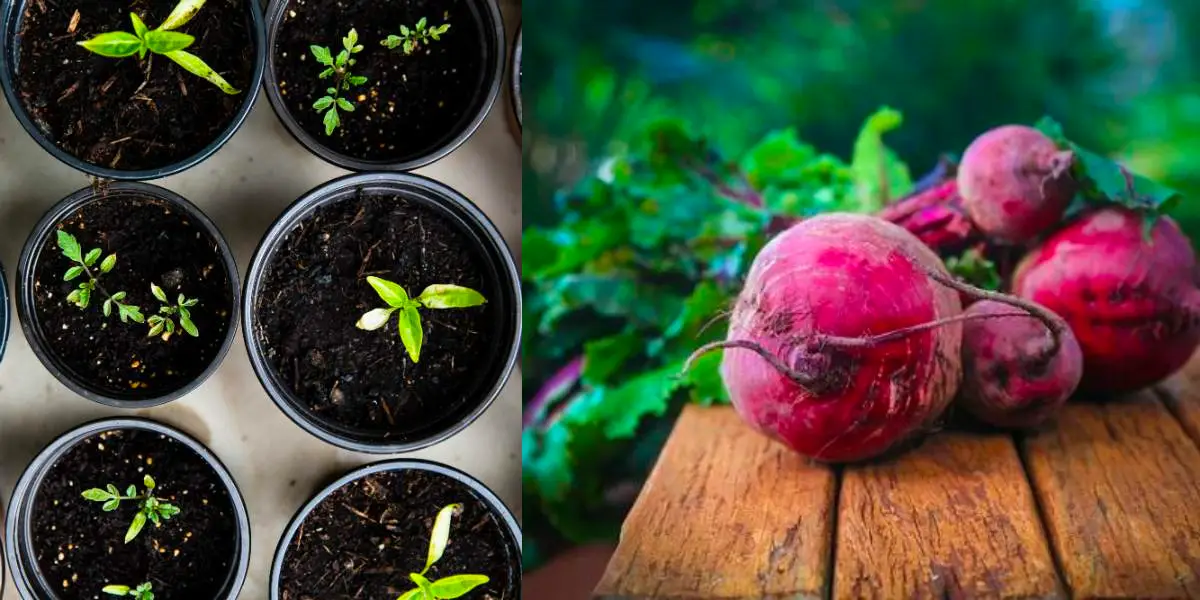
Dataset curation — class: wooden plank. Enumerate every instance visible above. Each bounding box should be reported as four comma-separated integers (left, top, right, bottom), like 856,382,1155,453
1157,350,1200,448
833,433,1064,599
594,405,837,599
1022,391,1200,598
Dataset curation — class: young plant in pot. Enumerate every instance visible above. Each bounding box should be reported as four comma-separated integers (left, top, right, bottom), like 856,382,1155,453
5,418,251,599
243,172,520,453
0,0,265,179
270,460,520,599
16,182,239,407
263,0,505,171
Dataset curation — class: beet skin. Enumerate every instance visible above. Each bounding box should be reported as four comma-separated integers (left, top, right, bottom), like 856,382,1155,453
957,125,1076,244
718,214,963,462
1013,207,1200,393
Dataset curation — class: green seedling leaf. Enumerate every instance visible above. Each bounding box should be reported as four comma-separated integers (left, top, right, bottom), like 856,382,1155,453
102,585,132,595
130,13,149,38
100,253,117,273
180,311,198,337
367,276,410,307
429,574,490,598
84,248,101,266
125,511,147,543
78,32,144,58
416,284,486,309
144,30,195,54
151,283,168,303
144,475,155,490
65,266,84,281
312,96,334,111
422,503,462,574
398,306,423,363
343,28,359,51
163,50,239,94
336,98,354,112
410,573,435,598
323,107,340,135
159,0,206,30
57,230,83,263
310,45,333,66
356,307,395,331
82,488,113,501
103,299,113,317
347,75,368,85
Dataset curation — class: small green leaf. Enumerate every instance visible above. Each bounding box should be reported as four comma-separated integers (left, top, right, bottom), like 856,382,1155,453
144,30,195,54
159,503,180,518
422,503,462,575
102,585,132,596
103,299,113,317
404,39,417,54
159,0,206,30
103,498,120,511
410,573,435,598
121,304,145,324
416,284,487,309
310,45,333,65
398,306,423,363
336,97,354,112
323,107,340,135
84,248,101,266
126,485,137,496
164,318,176,335
57,230,83,262
64,266,84,281
126,511,147,543
107,483,120,496
151,283,168,303
382,35,401,48
312,96,334,111
400,25,410,35
343,28,358,51
78,287,92,309
100,253,117,273
417,17,427,30
82,488,112,501
318,66,334,78
179,312,198,337
66,289,82,306
143,474,155,490
112,291,126,301
356,307,395,330
163,50,239,94
130,13,149,38
348,75,368,85
429,574,490,599
366,276,410,307
335,49,349,67
78,32,144,58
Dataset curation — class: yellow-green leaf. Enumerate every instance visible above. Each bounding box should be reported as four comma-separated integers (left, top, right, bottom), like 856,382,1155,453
422,503,462,574
429,574,489,599
367,276,410,307
130,12,148,38
416,284,487,309
163,50,239,94
398,306,423,363
144,30,194,54
78,32,144,58
125,511,147,543
410,573,434,598
159,0,206,31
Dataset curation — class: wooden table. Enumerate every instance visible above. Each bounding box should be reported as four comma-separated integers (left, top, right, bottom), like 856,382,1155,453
593,354,1200,599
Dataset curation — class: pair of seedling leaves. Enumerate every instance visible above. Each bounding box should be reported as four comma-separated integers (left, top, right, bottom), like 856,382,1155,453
84,476,176,599
311,17,451,135
395,503,490,600
356,276,486,363
77,0,239,94
59,230,200,341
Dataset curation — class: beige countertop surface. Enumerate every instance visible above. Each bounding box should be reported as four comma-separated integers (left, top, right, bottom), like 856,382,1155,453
0,1,522,596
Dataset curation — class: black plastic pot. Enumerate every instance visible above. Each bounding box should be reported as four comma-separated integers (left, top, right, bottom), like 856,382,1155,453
5,417,252,599
261,0,506,172
0,259,10,366
511,24,521,137
243,171,521,453
269,459,520,599
16,182,241,408
0,0,266,180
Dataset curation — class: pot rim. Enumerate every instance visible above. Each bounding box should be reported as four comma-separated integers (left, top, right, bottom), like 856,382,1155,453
268,458,521,599
15,181,242,408
4,417,252,599
259,0,506,172
0,0,267,180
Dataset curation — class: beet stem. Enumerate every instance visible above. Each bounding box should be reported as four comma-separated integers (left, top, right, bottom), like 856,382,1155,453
684,339,818,390
818,311,1034,348
921,266,1068,359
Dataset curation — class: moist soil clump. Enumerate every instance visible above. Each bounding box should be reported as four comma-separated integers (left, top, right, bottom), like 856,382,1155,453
15,0,256,171
254,190,495,440
31,428,239,598
273,0,486,161
32,195,233,398
279,470,518,598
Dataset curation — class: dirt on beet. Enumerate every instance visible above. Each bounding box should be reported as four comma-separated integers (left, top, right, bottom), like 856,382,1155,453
279,470,518,599
32,193,233,400
254,190,497,441
273,0,487,162
14,0,256,171
31,428,239,599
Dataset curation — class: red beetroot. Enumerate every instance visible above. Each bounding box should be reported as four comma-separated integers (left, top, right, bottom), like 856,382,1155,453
691,214,965,462
879,179,979,256
957,125,1076,244
1013,207,1200,393
958,300,1083,428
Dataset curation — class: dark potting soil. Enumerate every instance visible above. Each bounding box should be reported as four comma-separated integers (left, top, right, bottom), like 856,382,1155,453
274,0,487,162
32,194,233,399
15,0,256,171
31,428,239,599
279,470,518,599
254,191,495,439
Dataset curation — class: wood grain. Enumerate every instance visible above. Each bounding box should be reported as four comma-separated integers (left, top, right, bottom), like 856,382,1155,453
1157,350,1200,448
594,405,837,600
1022,391,1200,598
834,433,1064,599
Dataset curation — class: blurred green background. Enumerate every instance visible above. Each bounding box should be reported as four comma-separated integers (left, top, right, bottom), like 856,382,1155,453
522,0,1200,571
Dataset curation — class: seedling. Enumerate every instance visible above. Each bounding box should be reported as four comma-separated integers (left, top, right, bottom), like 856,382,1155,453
355,276,486,363
82,475,182,543
311,29,369,135
382,17,450,55
76,0,239,94
58,230,144,325
147,283,200,341
394,504,489,600
102,582,154,599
